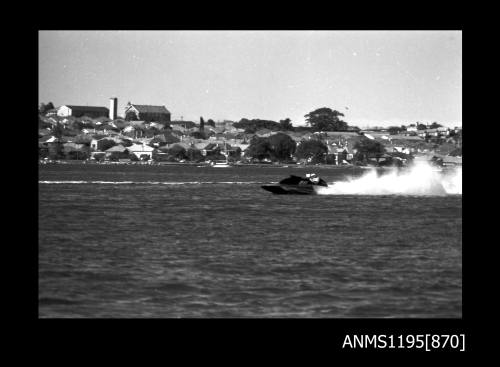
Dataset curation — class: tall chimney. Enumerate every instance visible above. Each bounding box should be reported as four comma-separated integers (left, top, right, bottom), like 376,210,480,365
109,97,118,120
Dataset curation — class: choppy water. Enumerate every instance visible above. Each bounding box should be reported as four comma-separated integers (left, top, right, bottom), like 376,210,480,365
39,164,462,318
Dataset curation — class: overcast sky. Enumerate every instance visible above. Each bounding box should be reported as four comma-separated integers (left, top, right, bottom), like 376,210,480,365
39,30,461,127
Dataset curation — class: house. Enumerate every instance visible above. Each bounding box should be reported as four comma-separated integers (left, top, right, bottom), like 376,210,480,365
82,128,97,134
122,122,148,138
63,142,89,154
90,138,101,151
442,156,462,166
38,128,51,137
90,136,122,151
105,144,130,159
201,142,222,156
148,122,165,130
69,134,91,146
108,119,130,130
45,109,58,117
39,135,58,145
389,135,423,142
171,124,190,134
150,135,167,147
327,146,352,165
431,154,462,166
392,146,411,155
255,128,274,137
206,126,225,135
95,123,120,135
57,105,109,118
437,127,450,136
193,142,210,151
419,128,447,138
231,143,250,153
126,143,155,160
214,120,237,130
124,103,171,123
169,142,192,151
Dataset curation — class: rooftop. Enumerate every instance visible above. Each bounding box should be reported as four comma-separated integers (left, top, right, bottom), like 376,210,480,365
129,104,170,114
63,105,109,113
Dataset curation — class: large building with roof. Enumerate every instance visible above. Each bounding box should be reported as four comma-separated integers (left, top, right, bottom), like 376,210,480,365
124,103,171,123
57,105,109,118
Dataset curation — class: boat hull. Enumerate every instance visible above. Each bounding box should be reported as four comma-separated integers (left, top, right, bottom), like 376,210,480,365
261,185,317,195
261,174,327,195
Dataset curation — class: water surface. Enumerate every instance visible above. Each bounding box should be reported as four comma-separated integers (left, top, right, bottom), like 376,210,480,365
39,164,462,317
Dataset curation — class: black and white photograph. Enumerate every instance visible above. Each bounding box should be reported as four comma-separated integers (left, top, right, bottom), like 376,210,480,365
38,30,462,320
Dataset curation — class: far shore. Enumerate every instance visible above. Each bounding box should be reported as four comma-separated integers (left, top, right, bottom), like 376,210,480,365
39,159,362,169
39,159,457,171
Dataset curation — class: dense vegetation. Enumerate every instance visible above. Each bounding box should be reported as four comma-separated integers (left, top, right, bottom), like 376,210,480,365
233,118,282,133
304,107,349,132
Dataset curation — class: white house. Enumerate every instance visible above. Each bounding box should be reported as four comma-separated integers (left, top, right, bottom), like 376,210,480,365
127,143,155,160
392,146,411,155
437,127,450,136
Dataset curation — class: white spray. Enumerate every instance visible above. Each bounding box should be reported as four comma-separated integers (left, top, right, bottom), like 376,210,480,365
317,161,462,196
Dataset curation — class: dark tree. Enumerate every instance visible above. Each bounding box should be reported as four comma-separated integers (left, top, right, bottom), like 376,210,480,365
73,134,92,145
207,119,216,127
388,126,403,135
38,116,52,129
191,131,207,139
48,142,64,160
39,102,55,114
67,150,89,160
294,126,313,133
39,146,49,159
229,147,242,159
93,152,106,161
97,139,116,152
246,136,273,161
163,133,180,144
429,122,443,129
121,139,133,147
168,145,187,160
295,140,328,163
279,118,294,131
449,147,462,157
353,138,386,163
416,122,427,130
53,122,64,138
304,107,348,132
200,117,205,131
233,118,281,133
187,148,203,161
268,133,296,161
69,120,86,131
145,126,161,138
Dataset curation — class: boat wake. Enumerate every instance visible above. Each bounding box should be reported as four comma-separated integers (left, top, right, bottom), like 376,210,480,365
316,161,462,196
39,180,269,185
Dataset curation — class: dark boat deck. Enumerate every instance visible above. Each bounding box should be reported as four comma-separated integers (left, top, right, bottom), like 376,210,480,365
261,175,327,195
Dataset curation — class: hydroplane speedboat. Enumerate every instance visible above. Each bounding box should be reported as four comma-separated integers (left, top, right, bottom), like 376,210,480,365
261,173,328,195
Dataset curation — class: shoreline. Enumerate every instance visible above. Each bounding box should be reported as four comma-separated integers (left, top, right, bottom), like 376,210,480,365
39,160,361,168
38,159,460,170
